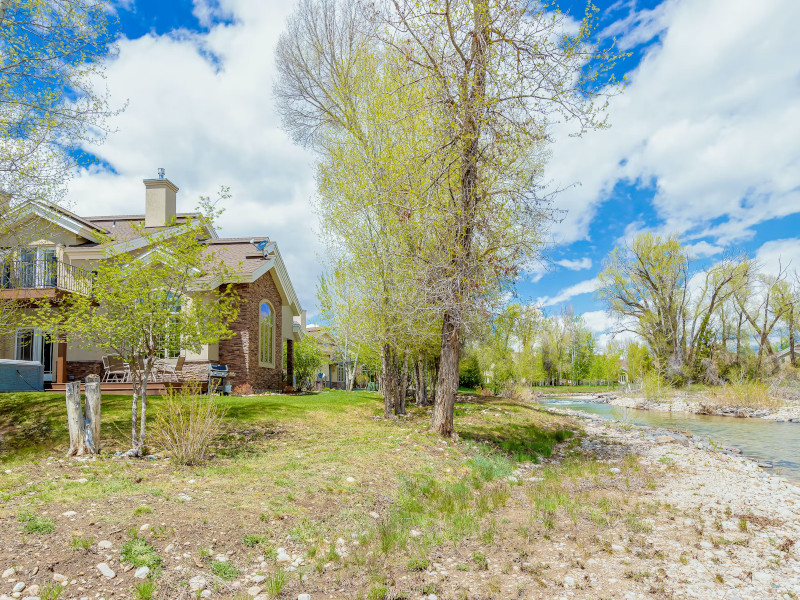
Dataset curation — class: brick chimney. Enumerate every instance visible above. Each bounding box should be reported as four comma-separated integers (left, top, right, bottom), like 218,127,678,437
144,168,178,227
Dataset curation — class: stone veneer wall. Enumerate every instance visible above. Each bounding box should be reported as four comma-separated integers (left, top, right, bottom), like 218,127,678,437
218,270,283,391
66,360,104,381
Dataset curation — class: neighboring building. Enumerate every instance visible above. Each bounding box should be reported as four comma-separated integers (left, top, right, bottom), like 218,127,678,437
0,170,306,391
776,344,800,367
306,326,348,389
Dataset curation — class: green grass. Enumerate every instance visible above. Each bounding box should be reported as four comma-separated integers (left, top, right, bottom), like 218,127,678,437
210,560,240,580
70,535,95,550
120,535,163,573
18,510,55,534
133,580,157,600
263,571,287,598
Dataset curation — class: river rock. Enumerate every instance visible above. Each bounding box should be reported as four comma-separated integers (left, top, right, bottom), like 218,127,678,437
12,582,25,593
248,586,262,596
189,575,207,592
298,595,311,600
97,540,112,550
609,468,621,475
134,567,150,579
251,575,266,583
96,563,115,579
2,568,14,578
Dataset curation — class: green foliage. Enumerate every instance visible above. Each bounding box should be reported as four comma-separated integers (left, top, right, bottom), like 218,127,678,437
367,585,389,600
210,560,240,581
18,510,55,534
459,354,482,389
406,556,430,571
40,584,63,600
133,580,156,600
291,336,325,390
242,534,269,548
121,535,163,573
70,535,95,550
263,571,286,598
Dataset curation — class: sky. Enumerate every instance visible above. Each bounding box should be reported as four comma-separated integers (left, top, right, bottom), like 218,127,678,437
67,0,800,340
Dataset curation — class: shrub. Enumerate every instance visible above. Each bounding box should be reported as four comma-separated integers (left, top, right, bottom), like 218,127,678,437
149,388,227,465
641,371,672,401
710,378,778,410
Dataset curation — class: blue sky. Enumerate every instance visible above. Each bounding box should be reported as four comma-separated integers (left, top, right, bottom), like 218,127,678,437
69,0,800,337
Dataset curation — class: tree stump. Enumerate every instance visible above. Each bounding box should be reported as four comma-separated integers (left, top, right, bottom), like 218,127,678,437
84,380,102,454
65,381,84,456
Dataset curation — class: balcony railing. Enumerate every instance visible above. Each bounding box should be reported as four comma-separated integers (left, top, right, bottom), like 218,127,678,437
0,259,93,296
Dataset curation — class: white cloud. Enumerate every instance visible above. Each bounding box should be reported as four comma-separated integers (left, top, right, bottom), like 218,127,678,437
537,277,599,307
684,240,723,258
755,238,800,277
546,0,800,248
555,257,592,270
66,0,321,312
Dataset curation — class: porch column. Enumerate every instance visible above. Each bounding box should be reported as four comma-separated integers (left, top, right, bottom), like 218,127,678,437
286,339,295,389
56,335,67,383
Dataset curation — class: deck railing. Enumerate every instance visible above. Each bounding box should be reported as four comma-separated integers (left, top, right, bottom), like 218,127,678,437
0,259,94,296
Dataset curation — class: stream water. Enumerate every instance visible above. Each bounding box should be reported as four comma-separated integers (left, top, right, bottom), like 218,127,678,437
542,398,800,483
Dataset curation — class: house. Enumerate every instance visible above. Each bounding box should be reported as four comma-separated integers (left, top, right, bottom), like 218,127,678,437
306,325,348,389
776,344,800,367
0,170,306,391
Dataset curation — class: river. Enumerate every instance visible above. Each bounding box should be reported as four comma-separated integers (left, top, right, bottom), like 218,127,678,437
543,397,800,483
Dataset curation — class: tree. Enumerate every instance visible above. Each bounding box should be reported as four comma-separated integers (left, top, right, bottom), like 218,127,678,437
292,336,324,390
28,192,241,455
598,233,748,381
317,267,364,392
0,0,118,206
275,0,620,435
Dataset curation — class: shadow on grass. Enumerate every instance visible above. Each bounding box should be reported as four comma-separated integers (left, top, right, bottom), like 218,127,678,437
456,396,575,462
0,390,380,460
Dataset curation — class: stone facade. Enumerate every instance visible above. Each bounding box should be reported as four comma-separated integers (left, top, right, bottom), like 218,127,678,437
66,360,104,382
218,270,284,391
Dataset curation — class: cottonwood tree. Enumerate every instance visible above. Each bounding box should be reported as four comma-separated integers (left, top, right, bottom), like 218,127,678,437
275,0,619,435
0,0,118,207
291,336,324,390
28,193,241,455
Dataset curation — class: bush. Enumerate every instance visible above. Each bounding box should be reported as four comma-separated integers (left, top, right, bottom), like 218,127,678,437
641,371,672,401
709,378,778,410
149,388,227,465
459,354,481,389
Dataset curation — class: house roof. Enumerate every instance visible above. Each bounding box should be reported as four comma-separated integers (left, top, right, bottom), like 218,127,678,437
12,197,305,319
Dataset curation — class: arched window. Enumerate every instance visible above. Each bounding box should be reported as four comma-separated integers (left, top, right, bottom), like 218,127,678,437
259,300,275,367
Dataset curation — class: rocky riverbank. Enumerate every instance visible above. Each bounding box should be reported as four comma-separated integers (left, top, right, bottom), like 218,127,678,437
547,404,800,599
582,392,800,422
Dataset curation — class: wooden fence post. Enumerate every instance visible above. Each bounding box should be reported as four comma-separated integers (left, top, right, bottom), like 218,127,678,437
65,381,84,457
84,377,102,454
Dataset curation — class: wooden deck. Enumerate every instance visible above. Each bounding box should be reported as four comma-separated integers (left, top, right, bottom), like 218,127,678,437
47,381,208,394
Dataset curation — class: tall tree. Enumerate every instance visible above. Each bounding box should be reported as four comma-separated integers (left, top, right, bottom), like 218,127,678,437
275,0,619,435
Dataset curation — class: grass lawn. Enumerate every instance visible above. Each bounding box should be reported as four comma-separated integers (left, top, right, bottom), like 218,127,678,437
0,389,663,600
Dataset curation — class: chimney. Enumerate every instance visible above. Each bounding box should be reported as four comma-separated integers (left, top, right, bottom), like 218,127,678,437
143,168,178,227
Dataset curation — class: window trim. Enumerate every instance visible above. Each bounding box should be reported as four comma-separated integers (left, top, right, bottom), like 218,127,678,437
258,299,275,368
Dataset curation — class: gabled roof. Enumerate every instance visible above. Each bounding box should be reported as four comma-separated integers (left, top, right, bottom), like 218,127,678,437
7,201,108,243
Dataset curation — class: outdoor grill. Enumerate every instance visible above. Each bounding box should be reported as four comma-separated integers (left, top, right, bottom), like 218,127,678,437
207,364,234,395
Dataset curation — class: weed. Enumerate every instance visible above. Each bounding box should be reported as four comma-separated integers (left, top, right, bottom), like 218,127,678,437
739,517,748,532
18,510,55,534
624,570,651,582
406,557,430,571
121,535,163,573
420,583,438,595
133,580,157,600
367,585,389,600
133,506,153,516
263,571,286,598
472,551,488,570
70,535,95,550
211,560,240,581
40,584,62,600
199,546,212,560
243,534,269,547
455,563,469,571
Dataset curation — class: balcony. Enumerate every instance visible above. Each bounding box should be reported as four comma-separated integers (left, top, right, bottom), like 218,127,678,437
0,259,93,299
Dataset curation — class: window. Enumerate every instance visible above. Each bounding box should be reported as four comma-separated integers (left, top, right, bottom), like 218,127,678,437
259,301,275,367
158,292,182,358
337,364,345,382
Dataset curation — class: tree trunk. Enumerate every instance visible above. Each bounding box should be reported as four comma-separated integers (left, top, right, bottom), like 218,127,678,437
391,348,401,415
138,375,149,453
790,306,796,368
130,380,139,451
432,311,459,436
84,380,102,454
414,358,427,406
381,343,393,418
397,352,408,415
65,381,84,457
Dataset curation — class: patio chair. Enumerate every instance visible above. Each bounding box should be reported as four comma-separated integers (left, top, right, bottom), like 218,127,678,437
103,356,129,382
159,355,185,382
